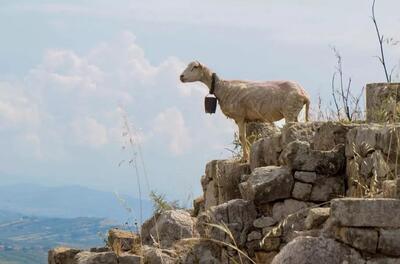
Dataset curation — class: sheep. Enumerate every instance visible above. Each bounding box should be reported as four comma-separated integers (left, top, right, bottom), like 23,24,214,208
180,61,310,162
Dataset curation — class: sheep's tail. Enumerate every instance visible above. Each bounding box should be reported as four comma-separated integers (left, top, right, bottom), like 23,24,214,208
305,98,310,122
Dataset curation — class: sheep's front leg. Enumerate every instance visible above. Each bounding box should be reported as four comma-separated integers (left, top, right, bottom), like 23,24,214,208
238,120,249,162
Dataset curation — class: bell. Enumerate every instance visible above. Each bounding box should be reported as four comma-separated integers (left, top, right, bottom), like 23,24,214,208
204,95,217,114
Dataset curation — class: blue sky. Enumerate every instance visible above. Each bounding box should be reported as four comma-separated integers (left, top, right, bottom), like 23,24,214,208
1,0,400,201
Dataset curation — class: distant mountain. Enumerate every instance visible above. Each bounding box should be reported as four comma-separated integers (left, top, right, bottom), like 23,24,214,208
0,184,153,223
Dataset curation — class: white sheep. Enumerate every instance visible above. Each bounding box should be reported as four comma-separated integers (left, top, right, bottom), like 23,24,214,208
180,61,310,162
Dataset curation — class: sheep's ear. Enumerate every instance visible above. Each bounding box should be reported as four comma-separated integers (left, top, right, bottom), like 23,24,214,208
195,60,203,68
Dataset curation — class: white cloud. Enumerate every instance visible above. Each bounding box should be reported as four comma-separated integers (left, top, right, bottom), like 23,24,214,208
152,107,191,155
71,117,109,148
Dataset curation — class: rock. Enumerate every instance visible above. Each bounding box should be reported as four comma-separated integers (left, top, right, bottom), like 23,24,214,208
335,227,378,253
239,166,293,204
142,246,177,264
246,122,280,138
280,140,345,175
294,171,317,183
310,175,345,202
74,251,118,264
312,122,354,151
305,207,330,230
197,199,257,247
250,134,282,170
272,199,308,222
247,231,262,241
178,241,221,264
89,247,109,253
118,253,142,264
331,198,400,228
255,251,278,264
383,180,397,198
378,229,400,257
108,229,140,253
260,237,281,251
272,236,364,264
253,216,277,228
193,196,205,217
202,160,251,209
367,257,400,264
292,182,312,200
141,209,197,248
281,122,320,147
48,247,82,264
366,83,400,122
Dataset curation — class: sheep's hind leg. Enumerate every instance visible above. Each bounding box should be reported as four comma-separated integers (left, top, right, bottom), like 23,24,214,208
238,120,249,163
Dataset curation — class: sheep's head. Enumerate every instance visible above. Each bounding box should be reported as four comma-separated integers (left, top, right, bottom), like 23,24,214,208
180,61,204,82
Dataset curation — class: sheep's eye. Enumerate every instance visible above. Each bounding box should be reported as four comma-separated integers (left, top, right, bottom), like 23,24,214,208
191,65,199,72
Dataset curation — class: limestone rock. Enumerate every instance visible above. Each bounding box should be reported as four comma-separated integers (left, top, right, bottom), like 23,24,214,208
250,134,282,170
312,122,354,151
280,140,345,175
193,196,205,217
305,207,330,230
294,171,317,183
310,175,345,202
272,236,364,264
292,182,312,200
281,122,320,147
272,199,308,222
48,247,82,264
203,160,251,209
247,231,262,241
118,253,142,264
331,198,400,228
178,241,221,264
335,227,378,253
73,251,118,264
253,216,277,228
142,246,177,264
378,229,400,257
367,257,400,264
255,251,278,264
108,228,140,253
383,180,397,198
239,166,293,204
141,209,197,248
197,199,257,247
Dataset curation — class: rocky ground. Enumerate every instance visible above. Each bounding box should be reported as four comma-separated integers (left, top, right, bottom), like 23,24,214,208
48,122,400,264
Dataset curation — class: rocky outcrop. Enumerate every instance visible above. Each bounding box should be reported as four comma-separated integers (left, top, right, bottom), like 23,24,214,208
141,209,198,248
48,121,400,264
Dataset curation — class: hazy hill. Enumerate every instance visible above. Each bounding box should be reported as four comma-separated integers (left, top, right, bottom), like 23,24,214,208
0,184,153,222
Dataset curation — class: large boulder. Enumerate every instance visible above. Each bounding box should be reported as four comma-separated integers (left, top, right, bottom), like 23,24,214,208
48,247,82,264
281,122,321,147
141,209,197,248
197,199,257,247
378,229,400,257
249,133,282,170
142,246,177,264
239,166,293,204
272,199,309,222
309,175,345,202
312,122,355,151
335,227,379,253
272,236,364,264
202,160,251,210
280,140,345,175
331,198,400,228
177,241,221,264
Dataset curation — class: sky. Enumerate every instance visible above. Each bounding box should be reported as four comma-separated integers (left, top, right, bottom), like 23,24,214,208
0,0,400,202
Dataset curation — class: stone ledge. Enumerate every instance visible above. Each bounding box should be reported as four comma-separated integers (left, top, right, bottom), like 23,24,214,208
331,198,400,228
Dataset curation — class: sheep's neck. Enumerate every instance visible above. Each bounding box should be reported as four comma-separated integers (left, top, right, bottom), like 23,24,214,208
201,71,225,99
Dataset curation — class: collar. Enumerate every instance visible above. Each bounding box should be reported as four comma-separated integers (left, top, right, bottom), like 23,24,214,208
210,73,217,95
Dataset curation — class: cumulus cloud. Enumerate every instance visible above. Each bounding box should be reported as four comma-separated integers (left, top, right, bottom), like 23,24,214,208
0,31,231,161
152,107,191,155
